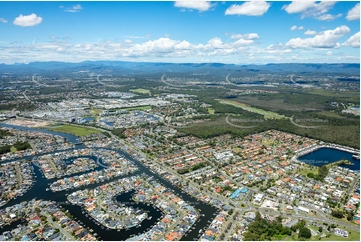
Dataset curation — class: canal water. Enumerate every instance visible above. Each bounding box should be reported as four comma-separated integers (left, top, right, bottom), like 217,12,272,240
298,147,360,171
0,124,218,240
0,123,81,144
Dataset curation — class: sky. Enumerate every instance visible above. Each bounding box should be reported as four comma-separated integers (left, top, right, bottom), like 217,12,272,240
0,0,360,64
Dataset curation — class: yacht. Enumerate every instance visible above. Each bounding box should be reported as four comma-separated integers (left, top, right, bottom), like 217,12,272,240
352,154,360,160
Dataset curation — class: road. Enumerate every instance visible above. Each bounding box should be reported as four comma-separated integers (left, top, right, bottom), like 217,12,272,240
41,211,75,240
32,74,49,87
225,114,257,129
160,74,191,88
96,75,122,88
22,89,31,102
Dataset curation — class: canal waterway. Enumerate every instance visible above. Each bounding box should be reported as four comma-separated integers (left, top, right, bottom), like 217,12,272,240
0,124,218,240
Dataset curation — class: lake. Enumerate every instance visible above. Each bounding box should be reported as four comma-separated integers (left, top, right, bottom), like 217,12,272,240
298,147,359,171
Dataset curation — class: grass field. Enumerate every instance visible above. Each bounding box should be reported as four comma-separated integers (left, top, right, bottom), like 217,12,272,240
130,88,151,94
217,99,286,119
47,125,101,137
208,108,215,114
10,146,17,152
318,230,360,241
120,105,152,111
90,108,103,115
298,165,318,177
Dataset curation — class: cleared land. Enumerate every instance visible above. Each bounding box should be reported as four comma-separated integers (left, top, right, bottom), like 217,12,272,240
90,108,103,115
208,108,215,114
47,125,101,136
130,88,151,94
217,99,286,119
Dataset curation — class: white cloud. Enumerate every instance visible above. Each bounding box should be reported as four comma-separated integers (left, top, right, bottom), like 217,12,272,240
342,32,360,48
174,1,213,11
291,25,304,31
2,32,358,64
282,1,340,21
317,13,342,21
304,30,317,35
231,33,259,40
286,25,350,48
327,51,332,55
346,3,360,21
13,13,42,27
282,1,316,14
225,1,271,16
64,4,82,13
0,18,7,23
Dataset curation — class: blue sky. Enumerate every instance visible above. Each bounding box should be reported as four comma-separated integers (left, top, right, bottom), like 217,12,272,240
0,1,359,64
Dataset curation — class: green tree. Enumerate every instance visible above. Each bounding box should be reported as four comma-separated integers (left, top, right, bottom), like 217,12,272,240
298,227,311,239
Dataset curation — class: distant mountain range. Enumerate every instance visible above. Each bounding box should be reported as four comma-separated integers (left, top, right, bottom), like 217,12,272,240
0,61,359,75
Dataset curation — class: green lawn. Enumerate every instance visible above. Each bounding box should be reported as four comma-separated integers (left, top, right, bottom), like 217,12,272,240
47,125,101,137
120,105,152,111
10,146,17,152
208,108,215,114
130,88,151,94
217,99,286,119
319,230,360,241
298,165,318,177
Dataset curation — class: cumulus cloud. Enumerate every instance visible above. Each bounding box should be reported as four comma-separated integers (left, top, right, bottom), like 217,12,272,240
346,3,360,21
291,25,304,30
64,4,82,13
231,33,259,40
13,13,42,27
342,32,360,48
282,1,341,21
285,25,350,48
174,1,213,11
225,1,271,16
3,32,358,64
317,13,342,21
0,18,7,23
304,30,318,35
282,1,316,14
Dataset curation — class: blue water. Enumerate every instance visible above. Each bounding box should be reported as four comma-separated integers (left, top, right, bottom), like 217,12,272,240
298,147,359,171
102,121,114,126
0,123,80,144
83,117,95,122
